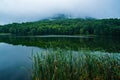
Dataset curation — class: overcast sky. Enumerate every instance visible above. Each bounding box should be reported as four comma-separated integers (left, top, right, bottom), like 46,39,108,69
0,0,120,25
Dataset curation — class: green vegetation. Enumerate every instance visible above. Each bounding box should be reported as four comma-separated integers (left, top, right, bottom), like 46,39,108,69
32,49,120,80
0,18,120,36
0,36,120,53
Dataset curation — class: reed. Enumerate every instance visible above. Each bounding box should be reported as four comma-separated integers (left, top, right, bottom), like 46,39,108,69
32,49,120,80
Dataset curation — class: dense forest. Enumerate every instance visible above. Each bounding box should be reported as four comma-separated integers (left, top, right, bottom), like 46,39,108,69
0,18,120,36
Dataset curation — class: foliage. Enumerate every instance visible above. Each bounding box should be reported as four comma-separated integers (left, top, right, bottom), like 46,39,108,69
0,18,120,36
32,49,120,80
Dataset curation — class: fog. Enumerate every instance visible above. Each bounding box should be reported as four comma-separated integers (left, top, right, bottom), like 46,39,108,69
0,0,120,24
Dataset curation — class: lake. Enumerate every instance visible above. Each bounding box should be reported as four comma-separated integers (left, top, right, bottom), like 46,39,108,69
0,35,120,80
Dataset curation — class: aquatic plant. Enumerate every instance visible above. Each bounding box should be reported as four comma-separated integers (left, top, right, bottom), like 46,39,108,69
32,49,120,80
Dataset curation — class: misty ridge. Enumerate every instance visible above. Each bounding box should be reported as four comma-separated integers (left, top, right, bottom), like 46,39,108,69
0,15,120,36
1,0,120,37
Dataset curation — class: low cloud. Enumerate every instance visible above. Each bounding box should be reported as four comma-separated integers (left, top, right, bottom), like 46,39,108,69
0,0,120,24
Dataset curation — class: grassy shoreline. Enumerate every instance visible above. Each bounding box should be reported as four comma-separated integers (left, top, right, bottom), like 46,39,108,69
16,35,95,38
0,33,11,35
32,49,120,80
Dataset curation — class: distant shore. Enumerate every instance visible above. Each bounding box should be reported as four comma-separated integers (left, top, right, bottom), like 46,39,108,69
0,33,11,35
16,35,96,38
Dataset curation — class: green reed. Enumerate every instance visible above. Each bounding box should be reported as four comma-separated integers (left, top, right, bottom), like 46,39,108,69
32,49,120,80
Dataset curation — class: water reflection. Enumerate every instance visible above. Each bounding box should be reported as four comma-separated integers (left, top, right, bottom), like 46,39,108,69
0,36,120,52
0,35,120,80
0,43,41,80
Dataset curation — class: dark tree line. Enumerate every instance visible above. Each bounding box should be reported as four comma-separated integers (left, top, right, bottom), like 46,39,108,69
0,18,120,36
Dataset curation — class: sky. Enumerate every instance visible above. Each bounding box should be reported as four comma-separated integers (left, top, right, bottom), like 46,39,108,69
0,0,120,25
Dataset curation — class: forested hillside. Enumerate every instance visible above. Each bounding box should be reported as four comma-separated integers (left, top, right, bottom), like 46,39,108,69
0,18,120,36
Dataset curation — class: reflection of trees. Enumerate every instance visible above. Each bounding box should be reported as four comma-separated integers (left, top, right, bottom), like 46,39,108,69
0,36,120,53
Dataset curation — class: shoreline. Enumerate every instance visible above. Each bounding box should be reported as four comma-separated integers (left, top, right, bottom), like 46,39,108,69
16,35,96,38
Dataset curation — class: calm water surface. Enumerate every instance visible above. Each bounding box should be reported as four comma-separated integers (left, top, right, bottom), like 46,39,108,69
0,35,120,80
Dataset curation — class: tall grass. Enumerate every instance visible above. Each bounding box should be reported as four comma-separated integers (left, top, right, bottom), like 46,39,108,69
32,49,120,80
